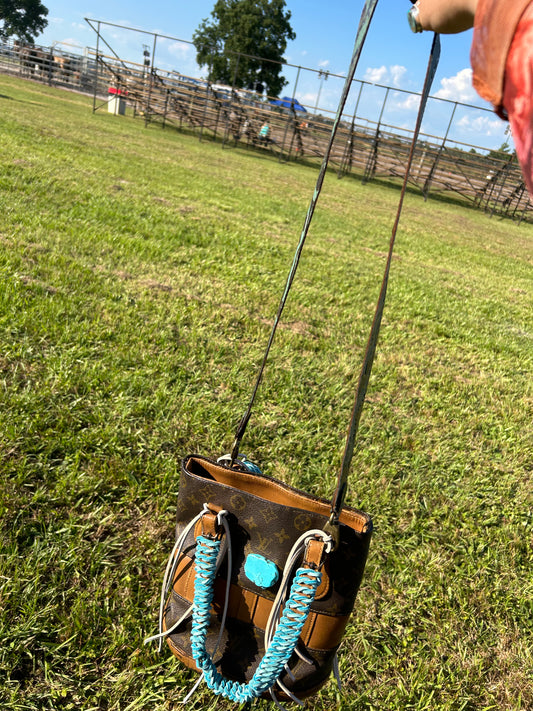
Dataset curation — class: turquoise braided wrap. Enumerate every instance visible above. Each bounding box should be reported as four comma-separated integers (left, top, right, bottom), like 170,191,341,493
191,535,322,703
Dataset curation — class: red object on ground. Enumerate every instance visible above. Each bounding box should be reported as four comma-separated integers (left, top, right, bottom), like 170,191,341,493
108,87,128,96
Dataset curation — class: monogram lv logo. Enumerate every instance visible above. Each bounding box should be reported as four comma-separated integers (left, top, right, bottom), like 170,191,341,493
275,528,290,544
230,494,247,512
294,513,312,531
254,532,272,553
187,491,200,506
260,507,277,524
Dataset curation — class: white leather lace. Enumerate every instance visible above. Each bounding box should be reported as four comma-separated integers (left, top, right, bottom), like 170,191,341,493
145,508,339,708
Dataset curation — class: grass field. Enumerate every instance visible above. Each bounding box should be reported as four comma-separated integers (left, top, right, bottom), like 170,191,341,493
0,74,532,710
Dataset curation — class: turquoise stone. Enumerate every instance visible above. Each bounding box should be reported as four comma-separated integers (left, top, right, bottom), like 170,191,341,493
244,554,279,588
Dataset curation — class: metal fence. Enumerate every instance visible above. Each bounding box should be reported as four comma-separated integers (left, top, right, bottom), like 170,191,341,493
1,26,531,224
0,39,97,91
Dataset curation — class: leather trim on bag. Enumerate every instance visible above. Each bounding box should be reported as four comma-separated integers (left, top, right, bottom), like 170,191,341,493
171,556,348,652
304,538,326,569
304,538,330,600
300,610,350,650
164,634,198,672
185,455,371,533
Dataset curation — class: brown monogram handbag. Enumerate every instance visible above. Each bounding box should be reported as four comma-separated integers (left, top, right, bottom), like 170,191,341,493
145,8,441,704
158,455,373,703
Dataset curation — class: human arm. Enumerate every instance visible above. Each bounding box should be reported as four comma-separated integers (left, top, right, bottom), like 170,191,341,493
409,0,477,33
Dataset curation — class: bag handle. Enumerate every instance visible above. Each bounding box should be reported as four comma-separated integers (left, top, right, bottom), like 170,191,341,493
229,15,440,532
328,33,441,530
229,0,380,465
190,531,326,703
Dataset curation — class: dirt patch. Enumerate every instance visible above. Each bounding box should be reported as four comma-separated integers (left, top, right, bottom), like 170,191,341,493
259,317,311,336
19,275,58,294
152,196,172,206
143,279,172,292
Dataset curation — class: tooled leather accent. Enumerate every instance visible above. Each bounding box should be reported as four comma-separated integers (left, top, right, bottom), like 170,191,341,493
185,455,371,533
303,539,330,600
192,503,223,540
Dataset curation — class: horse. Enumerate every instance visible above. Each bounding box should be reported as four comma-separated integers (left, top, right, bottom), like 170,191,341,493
53,54,72,82
15,42,52,79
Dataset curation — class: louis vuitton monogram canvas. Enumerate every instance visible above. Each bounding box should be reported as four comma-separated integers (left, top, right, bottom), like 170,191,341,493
162,455,372,700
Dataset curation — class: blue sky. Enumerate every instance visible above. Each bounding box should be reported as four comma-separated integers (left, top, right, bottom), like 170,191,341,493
36,0,510,149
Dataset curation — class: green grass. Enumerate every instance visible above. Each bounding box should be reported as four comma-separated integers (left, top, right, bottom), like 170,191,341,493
1,74,532,710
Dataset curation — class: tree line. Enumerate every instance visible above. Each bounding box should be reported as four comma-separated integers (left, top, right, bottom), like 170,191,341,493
1,0,295,98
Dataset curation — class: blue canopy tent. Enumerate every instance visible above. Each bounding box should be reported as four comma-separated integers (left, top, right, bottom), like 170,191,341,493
270,96,307,112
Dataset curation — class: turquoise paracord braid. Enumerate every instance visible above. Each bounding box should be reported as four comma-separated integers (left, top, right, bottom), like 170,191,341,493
190,535,322,703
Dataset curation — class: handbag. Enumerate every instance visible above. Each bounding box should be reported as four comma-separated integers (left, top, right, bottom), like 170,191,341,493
158,454,372,704
145,8,441,703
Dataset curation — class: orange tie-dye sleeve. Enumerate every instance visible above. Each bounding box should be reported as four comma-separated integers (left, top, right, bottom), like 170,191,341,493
503,3,533,197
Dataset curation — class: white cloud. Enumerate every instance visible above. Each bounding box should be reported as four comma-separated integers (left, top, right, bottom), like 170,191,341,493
56,37,86,49
318,59,330,68
394,93,420,111
390,65,407,87
300,91,317,104
363,64,407,88
364,65,387,84
434,68,478,103
457,113,504,136
167,41,193,59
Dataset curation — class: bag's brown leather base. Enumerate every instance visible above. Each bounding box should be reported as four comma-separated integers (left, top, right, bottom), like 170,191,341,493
164,455,372,698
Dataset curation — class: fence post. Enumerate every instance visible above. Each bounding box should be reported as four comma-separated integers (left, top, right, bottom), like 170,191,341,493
363,86,388,184
223,53,241,146
422,101,457,199
338,80,365,179
279,65,301,162
92,22,101,113
144,34,157,128
490,157,513,217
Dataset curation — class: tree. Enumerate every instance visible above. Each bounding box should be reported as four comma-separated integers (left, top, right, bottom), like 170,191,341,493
193,0,295,97
487,142,516,162
0,0,48,43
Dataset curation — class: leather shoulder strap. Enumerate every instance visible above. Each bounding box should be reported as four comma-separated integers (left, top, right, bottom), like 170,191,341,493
329,33,441,525
229,0,380,464
228,15,441,522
